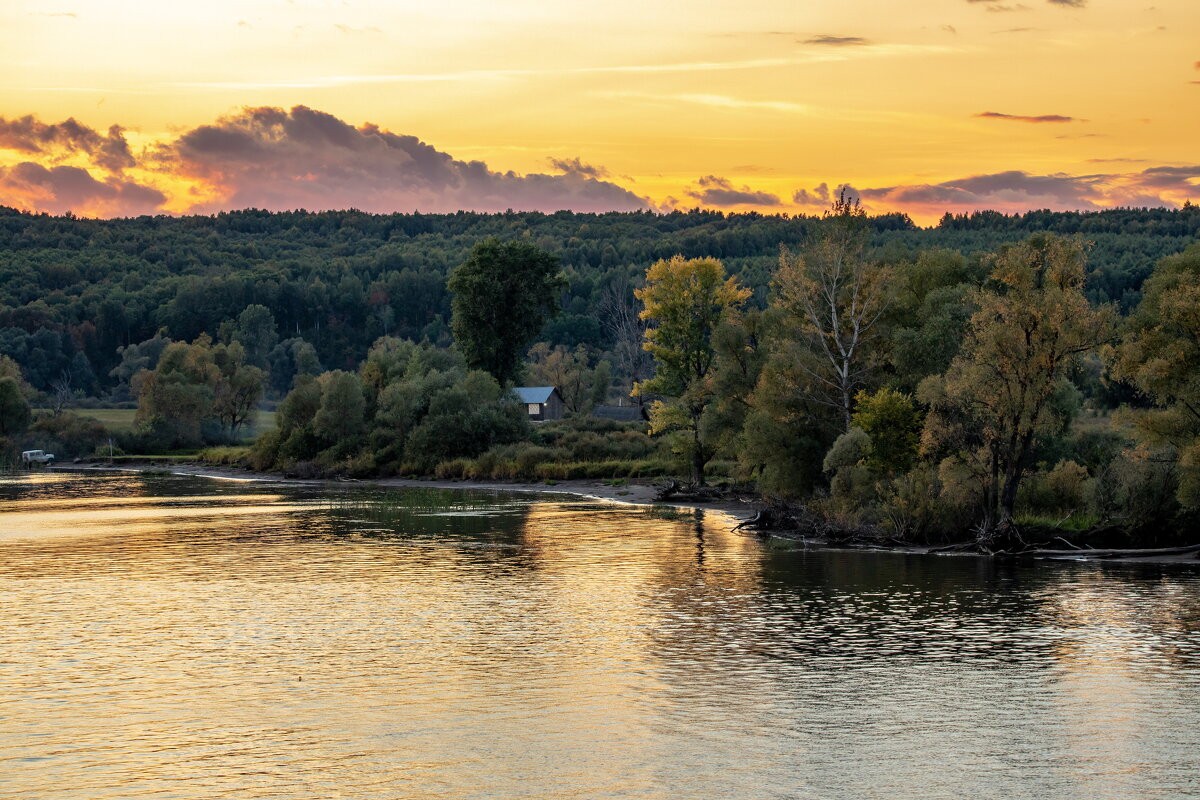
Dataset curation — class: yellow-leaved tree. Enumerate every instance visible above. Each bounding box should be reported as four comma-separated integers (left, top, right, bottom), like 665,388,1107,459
634,255,751,485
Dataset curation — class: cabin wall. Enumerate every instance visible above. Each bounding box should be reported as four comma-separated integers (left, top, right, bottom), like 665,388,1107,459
543,392,564,421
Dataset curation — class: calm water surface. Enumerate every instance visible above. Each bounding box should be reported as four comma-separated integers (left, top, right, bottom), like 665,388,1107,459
2,471,1199,799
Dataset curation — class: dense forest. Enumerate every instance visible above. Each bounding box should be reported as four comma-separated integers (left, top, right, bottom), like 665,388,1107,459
0,204,1197,399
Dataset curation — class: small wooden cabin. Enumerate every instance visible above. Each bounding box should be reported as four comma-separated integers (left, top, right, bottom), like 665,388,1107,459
514,386,565,421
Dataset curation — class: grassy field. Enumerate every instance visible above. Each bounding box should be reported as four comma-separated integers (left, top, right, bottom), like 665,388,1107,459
37,408,277,435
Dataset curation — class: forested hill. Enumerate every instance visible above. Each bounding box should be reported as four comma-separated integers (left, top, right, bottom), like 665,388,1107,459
1,204,1197,396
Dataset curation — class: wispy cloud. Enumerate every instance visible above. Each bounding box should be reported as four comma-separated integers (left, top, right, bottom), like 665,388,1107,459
802,35,870,46
160,45,961,93
976,111,1082,123
600,91,807,113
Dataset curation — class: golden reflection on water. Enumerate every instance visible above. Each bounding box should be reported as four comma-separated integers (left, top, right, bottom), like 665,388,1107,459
1,472,1198,800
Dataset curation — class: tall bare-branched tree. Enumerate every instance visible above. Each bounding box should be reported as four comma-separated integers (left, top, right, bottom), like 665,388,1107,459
599,279,651,406
771,191,891,432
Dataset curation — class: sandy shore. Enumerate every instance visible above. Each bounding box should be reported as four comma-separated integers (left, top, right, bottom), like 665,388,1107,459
57,461,760,524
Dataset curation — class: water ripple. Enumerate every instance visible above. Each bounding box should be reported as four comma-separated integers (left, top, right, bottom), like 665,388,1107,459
1,472,1198,799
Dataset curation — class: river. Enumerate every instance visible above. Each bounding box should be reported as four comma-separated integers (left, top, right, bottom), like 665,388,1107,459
2,470,1198,799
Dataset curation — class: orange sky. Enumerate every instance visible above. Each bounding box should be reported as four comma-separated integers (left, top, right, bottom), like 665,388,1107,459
1,0,1197,223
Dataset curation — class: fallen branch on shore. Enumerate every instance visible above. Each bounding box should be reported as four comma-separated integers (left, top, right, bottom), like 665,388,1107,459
654,480,735,503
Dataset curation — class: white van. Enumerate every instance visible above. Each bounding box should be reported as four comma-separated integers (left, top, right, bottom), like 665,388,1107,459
21,450,55,467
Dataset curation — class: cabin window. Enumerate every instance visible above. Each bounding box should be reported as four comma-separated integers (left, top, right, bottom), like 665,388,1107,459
527,403,540,415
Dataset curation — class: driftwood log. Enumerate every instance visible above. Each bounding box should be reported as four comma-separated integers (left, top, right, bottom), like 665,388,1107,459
654,480,727,502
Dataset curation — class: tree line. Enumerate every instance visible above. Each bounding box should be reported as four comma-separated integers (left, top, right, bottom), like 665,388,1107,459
0,203,1196,403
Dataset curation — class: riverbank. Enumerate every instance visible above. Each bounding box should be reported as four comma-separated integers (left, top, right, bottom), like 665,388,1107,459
49,462,1200,564
54,461,760,525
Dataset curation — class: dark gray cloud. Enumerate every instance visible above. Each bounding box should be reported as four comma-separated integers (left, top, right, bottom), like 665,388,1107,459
684,175,779,207
549,157,610,178
1047,0,1087,6
1133,165,1200,190
0,114,135,172
802,35,870,46
1,106,649,216
0,162,165,216
977,111,1080,123
852,167,1197,215
160,105,648,214
792,183,831,207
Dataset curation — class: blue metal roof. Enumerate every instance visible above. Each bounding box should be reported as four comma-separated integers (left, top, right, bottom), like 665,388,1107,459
514,386,556,404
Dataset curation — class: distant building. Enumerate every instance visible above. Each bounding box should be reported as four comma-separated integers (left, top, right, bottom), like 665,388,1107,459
514,386,565,421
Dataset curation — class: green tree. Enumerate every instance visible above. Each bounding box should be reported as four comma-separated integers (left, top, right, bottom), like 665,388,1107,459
1108,243,1200,507
313,370,366,448
234,304,279,369
0,376,32,438
212,341,266,436
134,336,221,448
851,387,922,474
919,234,1116,542
526,342,606,414
634,255,751,484
448,238,564,384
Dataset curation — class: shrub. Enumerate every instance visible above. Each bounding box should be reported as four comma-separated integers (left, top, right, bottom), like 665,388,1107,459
248,429,282,471
851,388,922,473
92,442,125,458
1090,454,1180,538
344,452,377,478
28,411,109,459
1046,460,1090,509
199,446,250,466
878,466,976,542
879,467,942,540
282,460,326,480
434,458,471,479
823,427,872,474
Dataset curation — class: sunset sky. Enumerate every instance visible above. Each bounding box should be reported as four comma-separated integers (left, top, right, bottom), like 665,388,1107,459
1,0,1197,223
